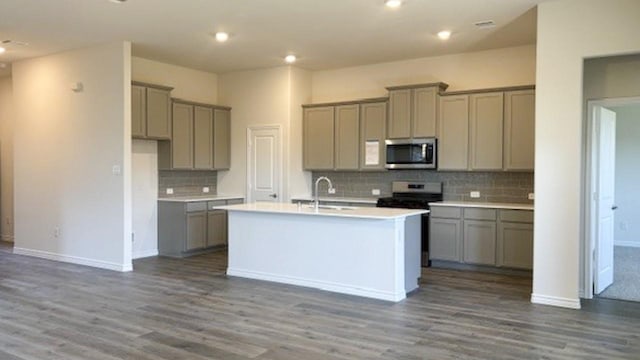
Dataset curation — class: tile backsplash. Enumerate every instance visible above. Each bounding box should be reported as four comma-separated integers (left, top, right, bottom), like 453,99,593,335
312,171,534,204
159,170,217,196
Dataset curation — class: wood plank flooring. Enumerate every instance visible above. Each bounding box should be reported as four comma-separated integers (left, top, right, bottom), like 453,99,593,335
1,246,639,359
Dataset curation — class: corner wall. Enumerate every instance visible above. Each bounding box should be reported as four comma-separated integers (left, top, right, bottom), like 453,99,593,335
0,77,13,242
533,0,640,308
12,42,133,271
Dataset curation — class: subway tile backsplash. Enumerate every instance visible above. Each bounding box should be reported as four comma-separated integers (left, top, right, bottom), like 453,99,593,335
159,170,217,197
312,171,534,204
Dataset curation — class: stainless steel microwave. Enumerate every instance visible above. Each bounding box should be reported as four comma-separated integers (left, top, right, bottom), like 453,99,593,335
385,138,437,169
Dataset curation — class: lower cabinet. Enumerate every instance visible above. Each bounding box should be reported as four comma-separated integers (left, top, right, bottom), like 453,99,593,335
430,206,533,270
158,198,243,257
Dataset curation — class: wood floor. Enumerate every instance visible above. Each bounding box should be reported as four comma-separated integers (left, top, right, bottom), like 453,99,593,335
1,246,640,359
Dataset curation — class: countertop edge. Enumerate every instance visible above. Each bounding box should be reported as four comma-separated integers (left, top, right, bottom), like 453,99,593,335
217,204,428,220
429,201,534,211
158,195,245,203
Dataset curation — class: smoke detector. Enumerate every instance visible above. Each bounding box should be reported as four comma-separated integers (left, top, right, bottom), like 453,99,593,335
474,20,496,29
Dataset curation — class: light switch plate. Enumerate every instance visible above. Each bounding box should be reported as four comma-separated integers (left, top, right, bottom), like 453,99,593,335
470,191,480,198
166,188,174,195
372,189,381,196
528,193,535,200
203,187,210,193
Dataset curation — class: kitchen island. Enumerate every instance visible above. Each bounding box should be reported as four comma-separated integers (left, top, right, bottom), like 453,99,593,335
215,202,428,302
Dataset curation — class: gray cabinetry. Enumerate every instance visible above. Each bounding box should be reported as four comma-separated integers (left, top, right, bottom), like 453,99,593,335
360,102,387,170
131,82,172,140
430,218,463,261
194,106,214,169
438,95,469,170
213,109,231,170
388,89,412,139
387,84,446,139
504,90,535,171
334,105,360,170
158,198,244,257
170,102,194,169
469,92,504,170
303,106,335,170
463,220,497,265
412,86,438,138
497,210,534,269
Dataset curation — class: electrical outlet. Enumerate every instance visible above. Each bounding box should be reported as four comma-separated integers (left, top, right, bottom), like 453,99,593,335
470,191,480,198
112,165,122,175
54,227,60,238
328,188,336,194
203,187,210,193
372,189,381,196
166,188,174,195
528,193,535,200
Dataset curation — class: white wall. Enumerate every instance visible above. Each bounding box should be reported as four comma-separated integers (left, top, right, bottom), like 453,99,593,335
612,105,640,247
311,45,536,103
0,77,13,242
217,66,312,200
132,139,159,258
132,57,218,104
12,42,133,271
533,0,640,308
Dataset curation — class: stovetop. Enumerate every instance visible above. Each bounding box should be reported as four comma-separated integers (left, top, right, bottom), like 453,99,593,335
376,181,443,210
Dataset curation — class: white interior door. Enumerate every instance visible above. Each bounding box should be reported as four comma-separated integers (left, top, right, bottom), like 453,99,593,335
248,126,281,202
594,106,616,294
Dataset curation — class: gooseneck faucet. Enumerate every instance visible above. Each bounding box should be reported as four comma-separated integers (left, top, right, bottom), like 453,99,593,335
314,176,334,211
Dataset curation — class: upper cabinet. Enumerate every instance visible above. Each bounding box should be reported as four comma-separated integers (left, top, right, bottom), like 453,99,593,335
303,99,388,171
438,86,535,172
504,90,535,171
131,82,173,140
159,99,232,171
387,83,448,139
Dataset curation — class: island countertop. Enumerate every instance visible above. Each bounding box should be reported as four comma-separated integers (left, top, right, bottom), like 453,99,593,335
216,202,428,220
158,195,244,203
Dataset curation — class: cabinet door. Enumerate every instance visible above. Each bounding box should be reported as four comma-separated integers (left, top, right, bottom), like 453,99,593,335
430,218,462,261
186,211,206,251
334,104,360,170
213,109,231,170
146,87,172,139
413,87,438,138
388,89,412,139
504,90,535,171
131,85,146,138
172,103,194,169
303,106,335,170
438,95,469,170
463,220,497,265
469,92,504,170
194,106,214,169
497,222,533,269
207,210,228,247
360,102,387,170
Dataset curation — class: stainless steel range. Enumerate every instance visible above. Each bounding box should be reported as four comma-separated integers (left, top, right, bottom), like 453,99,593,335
376,181,443,267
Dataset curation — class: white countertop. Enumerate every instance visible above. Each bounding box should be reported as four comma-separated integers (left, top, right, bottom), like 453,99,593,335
158,195,245,203
429,201,534,211
290,196,379,204
216,202,428,220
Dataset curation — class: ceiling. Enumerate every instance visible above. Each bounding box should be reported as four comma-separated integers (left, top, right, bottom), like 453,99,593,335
0,0,544,75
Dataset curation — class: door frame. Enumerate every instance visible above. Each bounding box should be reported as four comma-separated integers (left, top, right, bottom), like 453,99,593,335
583,96,640,299
245,125,283,203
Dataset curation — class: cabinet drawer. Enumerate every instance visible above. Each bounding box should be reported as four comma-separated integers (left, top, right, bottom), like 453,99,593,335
430,206,462,219
464,208,497,221
226,199,244,205
499,210,533,223
207,200,227,210
186,202,207,212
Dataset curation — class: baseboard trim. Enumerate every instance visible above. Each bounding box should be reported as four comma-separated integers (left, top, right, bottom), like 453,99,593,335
531,293,581,309
13,247,133,272
614,241,640,248
227,267,405,302
133,249,158,259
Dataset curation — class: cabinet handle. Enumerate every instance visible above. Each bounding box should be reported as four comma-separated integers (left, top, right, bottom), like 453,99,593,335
269,194,278,199
612,205,618,210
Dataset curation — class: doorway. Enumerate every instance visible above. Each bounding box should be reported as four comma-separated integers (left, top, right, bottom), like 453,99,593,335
246,125,282,203
585,97,640,301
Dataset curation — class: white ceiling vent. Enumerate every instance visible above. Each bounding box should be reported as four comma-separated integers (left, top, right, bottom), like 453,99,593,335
474,20,496,29
2,40,29,46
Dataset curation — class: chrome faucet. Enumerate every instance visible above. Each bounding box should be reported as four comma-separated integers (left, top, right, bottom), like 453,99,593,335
313,176,334,211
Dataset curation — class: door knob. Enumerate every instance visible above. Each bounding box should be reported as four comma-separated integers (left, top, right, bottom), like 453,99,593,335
269,194,277,199
612,205,618,210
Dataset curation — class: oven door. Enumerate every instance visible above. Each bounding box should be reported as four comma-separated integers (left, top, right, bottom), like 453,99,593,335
385,138,436,169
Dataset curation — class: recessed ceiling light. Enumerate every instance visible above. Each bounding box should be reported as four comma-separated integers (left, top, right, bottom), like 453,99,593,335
437,30,451,40
385,0,402,8
284,55,297,64
0,47,5,54
109,0,127,3
215,32,229,43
